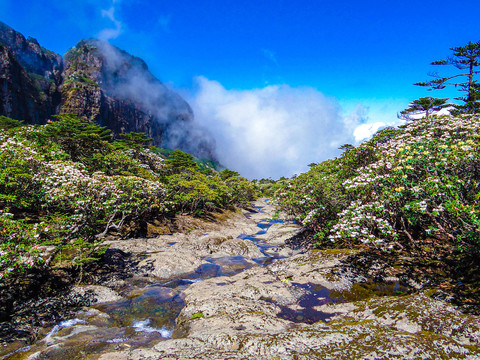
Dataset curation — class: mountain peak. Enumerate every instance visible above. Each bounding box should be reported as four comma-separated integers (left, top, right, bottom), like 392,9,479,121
0,21,216,160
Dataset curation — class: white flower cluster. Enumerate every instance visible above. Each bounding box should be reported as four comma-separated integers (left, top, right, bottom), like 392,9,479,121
328,115,480,248
329,201,396,244
34,160,166,215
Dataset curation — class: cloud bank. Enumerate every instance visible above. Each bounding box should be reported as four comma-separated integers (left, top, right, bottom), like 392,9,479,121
94,41,214,159
191,77,369,179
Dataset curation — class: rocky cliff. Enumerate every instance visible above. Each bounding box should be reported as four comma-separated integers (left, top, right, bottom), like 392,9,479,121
0,22,215,160
0,22,62,123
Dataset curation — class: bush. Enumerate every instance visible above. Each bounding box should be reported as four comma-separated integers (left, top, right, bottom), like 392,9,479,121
0,115,258,279
274,115,480,253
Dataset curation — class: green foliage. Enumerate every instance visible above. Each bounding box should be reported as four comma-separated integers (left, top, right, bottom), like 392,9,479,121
155,148,222,174
400,97,449,120
33,114,112,162
0,115,256,280
415,41,480,114
196,158,223,173
253,178,279,197
114,132,153,151
165,171,229,213
273,158,347,233
224,175,257,207
220,169,240,180
274,115,480,254
191,312,205,319
164,149,199,173
0,116,23,130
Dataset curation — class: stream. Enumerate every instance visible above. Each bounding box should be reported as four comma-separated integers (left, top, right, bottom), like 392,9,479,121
1,200,295,359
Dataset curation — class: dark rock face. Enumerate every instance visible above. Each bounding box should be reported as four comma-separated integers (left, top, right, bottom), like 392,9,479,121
0,22,63,79
0,44,47,123
60,39,191,147
0,22,215,160
0,22,62,122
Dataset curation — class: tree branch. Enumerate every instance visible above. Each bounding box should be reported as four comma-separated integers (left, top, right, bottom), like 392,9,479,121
426,212,456,242
95,211,127,239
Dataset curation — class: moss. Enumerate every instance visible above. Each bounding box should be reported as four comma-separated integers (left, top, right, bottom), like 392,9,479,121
246,310,266,315
80,76,98,86
322,248,352,255
191,312,205,319
213,210,235,222
329,282,410,304
63,74,98,87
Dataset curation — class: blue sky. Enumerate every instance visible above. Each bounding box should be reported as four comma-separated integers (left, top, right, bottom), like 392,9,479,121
1,0,479,178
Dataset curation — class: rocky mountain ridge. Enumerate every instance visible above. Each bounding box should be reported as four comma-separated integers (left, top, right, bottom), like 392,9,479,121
0,21,215,159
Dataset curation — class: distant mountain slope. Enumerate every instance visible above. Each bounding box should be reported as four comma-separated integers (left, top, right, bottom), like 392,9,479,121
0,21,215,160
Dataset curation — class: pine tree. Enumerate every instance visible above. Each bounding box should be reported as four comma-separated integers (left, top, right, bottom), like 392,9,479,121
39,114,112,161
399,97,448,120
115,132,153,151
165,149,199,172
415,41,480,114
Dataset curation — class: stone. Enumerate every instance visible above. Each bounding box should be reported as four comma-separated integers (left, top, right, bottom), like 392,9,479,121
71,285,123,304
146,223,171,237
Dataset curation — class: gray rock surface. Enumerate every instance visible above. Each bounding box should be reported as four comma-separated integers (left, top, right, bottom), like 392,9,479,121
71,285,123,304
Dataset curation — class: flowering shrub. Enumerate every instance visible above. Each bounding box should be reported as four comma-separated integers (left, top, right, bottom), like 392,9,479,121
165,171,230,213
274,115,480,252
0,215,42,279
224,176,257,206
35,161,166,234
0,115,257,279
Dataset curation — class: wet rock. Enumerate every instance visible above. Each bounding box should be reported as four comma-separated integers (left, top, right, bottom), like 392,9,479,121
99,245,480,359
100,211,264,285
331,294,480,343
134,246,204,280
72,285,123,304
269,249,360,291
174,210,258,236
194,233,264,258
100,293,480,360
171,266,298,341
11,199,480,359
256,223,305,247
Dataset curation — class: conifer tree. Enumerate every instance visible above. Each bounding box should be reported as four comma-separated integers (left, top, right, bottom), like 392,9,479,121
40,114,112,161
115,132,153,151
165,149,199,172
399,97,448,120
415,41,480,114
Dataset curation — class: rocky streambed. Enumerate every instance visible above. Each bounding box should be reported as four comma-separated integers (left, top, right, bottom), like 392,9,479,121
2,199,480,359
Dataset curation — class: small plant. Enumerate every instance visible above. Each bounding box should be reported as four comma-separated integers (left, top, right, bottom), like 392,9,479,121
191,312,205,319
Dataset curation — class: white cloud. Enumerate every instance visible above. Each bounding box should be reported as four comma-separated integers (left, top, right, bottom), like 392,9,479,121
353,122,386,142
99,5,123,41
190,77,365,179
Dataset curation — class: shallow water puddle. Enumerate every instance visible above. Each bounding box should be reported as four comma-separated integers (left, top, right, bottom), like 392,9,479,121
266,281,412,325
205,256,256,275
94,286,184,330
